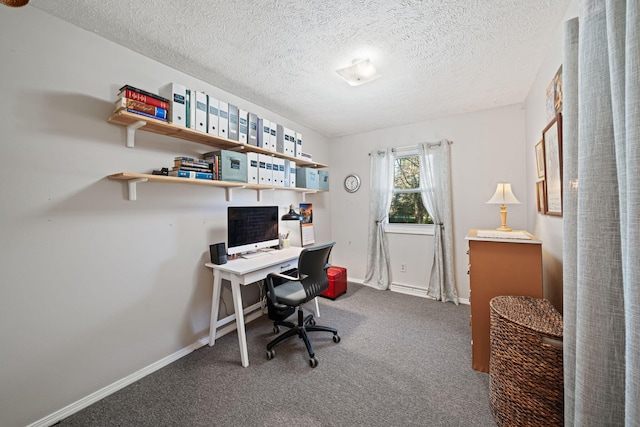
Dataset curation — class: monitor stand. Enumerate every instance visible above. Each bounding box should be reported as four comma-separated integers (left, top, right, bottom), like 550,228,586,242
240,251,266,259
240,248,276,259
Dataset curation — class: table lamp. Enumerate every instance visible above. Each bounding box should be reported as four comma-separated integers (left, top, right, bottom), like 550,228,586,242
486,183,521,231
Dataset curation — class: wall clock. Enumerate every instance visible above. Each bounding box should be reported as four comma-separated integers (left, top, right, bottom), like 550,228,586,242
344,174,361,193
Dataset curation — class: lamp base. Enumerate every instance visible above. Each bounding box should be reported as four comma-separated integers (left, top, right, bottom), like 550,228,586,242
496,205,512,232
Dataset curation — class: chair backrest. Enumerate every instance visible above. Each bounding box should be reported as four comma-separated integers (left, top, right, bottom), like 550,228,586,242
298,242,335,300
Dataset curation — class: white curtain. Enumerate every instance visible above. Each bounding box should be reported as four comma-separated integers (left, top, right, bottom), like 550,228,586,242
563,2,639,425
417,141,458,304
363,148,395,290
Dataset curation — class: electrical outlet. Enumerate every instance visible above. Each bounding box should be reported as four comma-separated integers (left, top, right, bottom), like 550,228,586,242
400,263,407,272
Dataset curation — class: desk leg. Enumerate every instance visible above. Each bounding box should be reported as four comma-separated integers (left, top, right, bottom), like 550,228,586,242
231,278,249,367
208,270,222,346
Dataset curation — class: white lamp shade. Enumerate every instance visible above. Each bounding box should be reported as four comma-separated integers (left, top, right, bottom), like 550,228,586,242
486,183,521,205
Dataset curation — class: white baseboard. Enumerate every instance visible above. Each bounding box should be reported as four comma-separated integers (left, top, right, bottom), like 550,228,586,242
390,283,431,298
28,337,210,427
353,278,470,305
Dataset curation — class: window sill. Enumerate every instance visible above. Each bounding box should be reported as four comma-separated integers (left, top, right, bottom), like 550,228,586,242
385,223,435,235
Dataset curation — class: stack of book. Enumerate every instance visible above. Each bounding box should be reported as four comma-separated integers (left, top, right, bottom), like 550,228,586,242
169,156,213,180
115,85,169,122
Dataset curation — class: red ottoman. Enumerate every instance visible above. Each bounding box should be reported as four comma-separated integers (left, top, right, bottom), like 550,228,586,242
321,266,347,299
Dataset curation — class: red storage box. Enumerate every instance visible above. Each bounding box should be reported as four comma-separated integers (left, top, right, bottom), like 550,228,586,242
321,266,347,299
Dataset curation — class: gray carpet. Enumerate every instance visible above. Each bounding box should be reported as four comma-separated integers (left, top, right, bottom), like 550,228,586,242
59,283,496,426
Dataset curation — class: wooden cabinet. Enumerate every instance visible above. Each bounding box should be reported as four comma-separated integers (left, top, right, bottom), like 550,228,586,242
466,229,542,373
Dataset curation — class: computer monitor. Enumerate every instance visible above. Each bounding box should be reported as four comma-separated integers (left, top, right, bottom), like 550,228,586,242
227,206,279,256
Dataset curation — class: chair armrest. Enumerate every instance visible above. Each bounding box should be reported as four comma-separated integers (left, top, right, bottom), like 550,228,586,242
268,272,299,282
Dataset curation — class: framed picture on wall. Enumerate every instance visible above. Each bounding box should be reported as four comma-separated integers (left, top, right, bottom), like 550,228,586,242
536,180,546,213
542,113,563,216
535,140,545,178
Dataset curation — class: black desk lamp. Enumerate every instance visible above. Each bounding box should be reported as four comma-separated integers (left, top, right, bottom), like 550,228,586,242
281,205,301,221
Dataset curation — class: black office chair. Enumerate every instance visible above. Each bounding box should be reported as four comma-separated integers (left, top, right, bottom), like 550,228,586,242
265,242,340,368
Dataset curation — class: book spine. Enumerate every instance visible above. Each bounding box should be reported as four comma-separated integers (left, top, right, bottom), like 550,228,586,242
171,166,212,173
174,156,207,164
119,108,168,122
118,88,169,110
118,85,170,106
169,170,213,180
116,97,167,119
174,160,210,169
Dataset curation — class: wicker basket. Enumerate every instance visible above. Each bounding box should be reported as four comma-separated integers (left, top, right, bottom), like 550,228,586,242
489,296,563,427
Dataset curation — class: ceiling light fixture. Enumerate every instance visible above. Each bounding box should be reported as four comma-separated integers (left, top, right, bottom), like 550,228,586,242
335,58,380,86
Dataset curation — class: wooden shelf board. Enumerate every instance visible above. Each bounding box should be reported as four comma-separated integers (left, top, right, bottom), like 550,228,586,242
108,172,323,194
108,110,327,168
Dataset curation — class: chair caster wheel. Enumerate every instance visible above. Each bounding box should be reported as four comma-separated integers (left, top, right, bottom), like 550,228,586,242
309,318,316,326
309,357,318,368
273,325,280,334
266,349,275,360
333,334,341,343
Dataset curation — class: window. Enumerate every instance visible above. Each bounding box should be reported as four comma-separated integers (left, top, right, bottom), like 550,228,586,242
386,153,433,234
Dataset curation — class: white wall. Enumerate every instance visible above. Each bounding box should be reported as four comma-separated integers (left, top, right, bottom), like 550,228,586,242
329,104,529,301
524,0,578,312
0,7,330,427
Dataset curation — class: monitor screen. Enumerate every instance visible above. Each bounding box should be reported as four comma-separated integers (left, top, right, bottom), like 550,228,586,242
227,206,279,256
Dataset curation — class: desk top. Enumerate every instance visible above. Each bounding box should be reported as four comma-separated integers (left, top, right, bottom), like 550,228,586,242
465,229,542,244
205,246,303,275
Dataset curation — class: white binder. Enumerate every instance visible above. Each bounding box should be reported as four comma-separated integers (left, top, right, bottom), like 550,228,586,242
248,112,258,146
187,90,196,129
289,161,297,187
295,132,303,158
228,104,239,141
247,152,259,184
258,118,270,148
194,91,207,132
272,157,285,187
218,101,229,139
158,82,186,127
269,122,278,151
258,153,272,185
238,108,248,143
207,96,219,136
284,127,296,156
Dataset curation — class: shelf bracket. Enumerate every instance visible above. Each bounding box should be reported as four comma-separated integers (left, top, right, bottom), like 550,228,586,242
126,120,146,148
127,178,148,201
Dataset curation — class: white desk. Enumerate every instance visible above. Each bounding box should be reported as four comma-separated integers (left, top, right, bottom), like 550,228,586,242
205,246,303,367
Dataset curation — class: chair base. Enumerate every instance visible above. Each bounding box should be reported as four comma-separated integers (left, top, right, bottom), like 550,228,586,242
266,307,340,367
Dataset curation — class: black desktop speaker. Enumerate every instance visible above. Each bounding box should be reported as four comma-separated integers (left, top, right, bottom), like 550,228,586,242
209,243,227,265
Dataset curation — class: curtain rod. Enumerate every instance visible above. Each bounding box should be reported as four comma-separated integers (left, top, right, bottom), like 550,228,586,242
369,140,453,156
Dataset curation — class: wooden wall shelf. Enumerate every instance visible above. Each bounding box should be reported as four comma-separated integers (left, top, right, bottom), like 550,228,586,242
108,172,323,202
107,110,327,169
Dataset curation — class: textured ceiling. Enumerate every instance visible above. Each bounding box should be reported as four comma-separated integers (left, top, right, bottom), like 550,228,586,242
29,0,571,138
